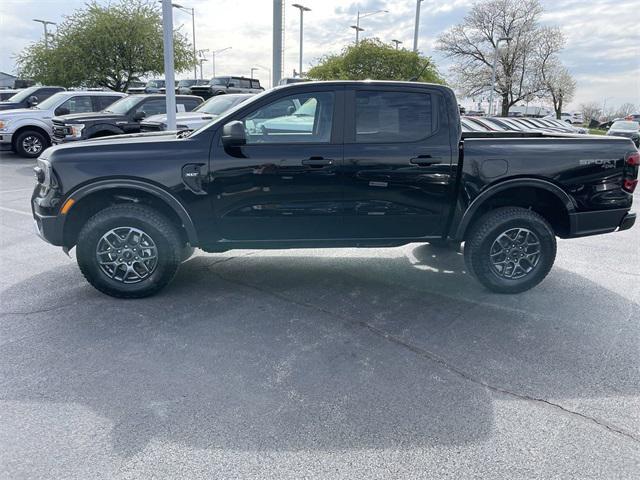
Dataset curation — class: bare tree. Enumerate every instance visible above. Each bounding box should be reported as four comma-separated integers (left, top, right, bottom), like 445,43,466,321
437,0,563,116
613,103,638,118
580,102,601,124
540,60,576,119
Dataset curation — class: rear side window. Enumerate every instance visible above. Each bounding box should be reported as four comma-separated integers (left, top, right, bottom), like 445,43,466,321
240,79,251,88
355,91,433,143
250,80,261,89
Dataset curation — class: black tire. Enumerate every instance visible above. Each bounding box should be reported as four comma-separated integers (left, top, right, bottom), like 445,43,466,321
464,207,556,293
15,130,49,158
76,204,182,298
180,245,195,262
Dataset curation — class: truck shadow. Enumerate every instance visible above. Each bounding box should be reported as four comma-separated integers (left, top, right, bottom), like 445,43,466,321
1,244,638,456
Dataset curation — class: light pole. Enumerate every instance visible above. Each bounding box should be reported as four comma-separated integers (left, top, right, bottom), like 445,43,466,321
250,67,259,79
488,36,511,116
197,49,209,79
391,39,403,50
171,3,202,79
160,0,177,130
33,19,56,49
351,9,387,45
413,0,424,52
292,4,311,78
212,47,232,78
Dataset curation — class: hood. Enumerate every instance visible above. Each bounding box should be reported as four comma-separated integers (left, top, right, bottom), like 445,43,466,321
143,111,215,124
46,130,179,158
55,111,126,124
0,107,43,118
0,101,24,111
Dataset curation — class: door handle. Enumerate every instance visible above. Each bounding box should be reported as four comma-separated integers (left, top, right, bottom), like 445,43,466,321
410,155,442,166
302,157,333,167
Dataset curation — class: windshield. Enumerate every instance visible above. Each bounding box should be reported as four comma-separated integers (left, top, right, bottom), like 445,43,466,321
33,92,67,110
611,121,639,131
210,77,229,86
4,86,39,103
197,95,249,115
147,80,165,88
103,95,142,114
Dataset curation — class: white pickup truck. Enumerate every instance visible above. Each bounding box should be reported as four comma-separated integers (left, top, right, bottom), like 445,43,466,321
0,90,125,158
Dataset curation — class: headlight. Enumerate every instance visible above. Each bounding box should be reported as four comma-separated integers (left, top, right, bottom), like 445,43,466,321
176,124,189,130
35,158,57,188
70,124,85,138
0,119,10,130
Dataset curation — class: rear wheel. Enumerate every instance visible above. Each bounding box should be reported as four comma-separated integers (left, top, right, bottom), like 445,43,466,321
15,130,49,158
76,204,182,298
464,207,556,293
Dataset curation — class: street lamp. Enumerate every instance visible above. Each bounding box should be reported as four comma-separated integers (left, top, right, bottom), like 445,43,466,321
250,67,259,79
197,49,209,79
160,0,177,131
351,9,388,45
292,4,311,78
391,39,403,50
212,47,232,78
160,2,197,79
413,0,424,52
33,19,56,49
488,36,511,116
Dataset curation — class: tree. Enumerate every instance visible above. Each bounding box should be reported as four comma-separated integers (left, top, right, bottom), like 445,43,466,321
307,39,443,84
540,61,576,119
613,103,638,118
16,0,195,91
437,0,564,116
580,102,601,123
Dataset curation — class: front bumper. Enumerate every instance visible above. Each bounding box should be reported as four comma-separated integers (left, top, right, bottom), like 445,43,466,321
0,132,14,149
568,208,636,237
32,206,64,246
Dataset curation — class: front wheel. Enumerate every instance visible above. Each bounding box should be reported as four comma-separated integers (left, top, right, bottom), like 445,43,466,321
15,130,49,158
76,204,183,298
464,207,556,293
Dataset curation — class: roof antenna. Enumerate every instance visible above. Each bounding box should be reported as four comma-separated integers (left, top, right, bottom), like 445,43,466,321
409,61,430,82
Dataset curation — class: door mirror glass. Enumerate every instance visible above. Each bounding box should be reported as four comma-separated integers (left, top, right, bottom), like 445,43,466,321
133,111,146,121
222,120,246,147
54,106,70,116
28,95,39,106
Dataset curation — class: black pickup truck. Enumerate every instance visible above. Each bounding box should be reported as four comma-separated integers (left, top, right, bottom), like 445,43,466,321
31,81,637,298
51,94,203,143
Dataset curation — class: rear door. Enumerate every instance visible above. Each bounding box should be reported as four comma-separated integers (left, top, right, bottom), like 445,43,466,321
341,85,455,239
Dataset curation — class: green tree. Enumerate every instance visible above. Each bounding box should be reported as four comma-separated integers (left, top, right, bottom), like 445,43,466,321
16,0,195,91
307,39,444,84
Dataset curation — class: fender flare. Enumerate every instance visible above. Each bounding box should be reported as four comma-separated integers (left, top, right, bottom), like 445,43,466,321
453,178,576,240
64,179,199,244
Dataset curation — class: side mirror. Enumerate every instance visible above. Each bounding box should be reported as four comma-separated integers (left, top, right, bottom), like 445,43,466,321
55,106,70,116
28,95,39,106
286,105,295,115
221,121,246,147
133,111,146,121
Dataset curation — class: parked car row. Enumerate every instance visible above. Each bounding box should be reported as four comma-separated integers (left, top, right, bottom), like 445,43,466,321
461,115,588,135
126,76,264,98
0,87,205,157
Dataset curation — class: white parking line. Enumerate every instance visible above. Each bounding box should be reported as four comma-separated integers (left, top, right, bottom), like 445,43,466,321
0,206,32,217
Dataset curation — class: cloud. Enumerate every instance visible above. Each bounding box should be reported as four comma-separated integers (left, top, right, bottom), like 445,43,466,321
1,0,638,109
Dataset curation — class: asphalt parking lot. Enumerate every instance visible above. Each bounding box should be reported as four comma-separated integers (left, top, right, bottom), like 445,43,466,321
1,151,639,479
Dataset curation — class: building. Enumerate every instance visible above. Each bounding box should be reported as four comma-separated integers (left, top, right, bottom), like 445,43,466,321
0,72,17,89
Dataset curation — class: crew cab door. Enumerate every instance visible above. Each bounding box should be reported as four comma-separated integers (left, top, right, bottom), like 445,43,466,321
206,86,344,241
340,86,455,238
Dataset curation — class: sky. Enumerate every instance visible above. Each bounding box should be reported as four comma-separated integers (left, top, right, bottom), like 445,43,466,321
1,0,639,111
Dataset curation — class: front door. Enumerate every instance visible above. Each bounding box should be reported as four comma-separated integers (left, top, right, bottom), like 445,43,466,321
207,86,344,242
341,86,455,239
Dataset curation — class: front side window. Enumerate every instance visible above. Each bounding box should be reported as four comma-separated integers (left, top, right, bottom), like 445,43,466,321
355,91,433,143
135,99,166,116
241,91,334,144
59,96,93,114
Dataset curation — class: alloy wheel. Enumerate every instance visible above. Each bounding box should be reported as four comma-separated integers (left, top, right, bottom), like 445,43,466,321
489,227,541,280
96,227,158,284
